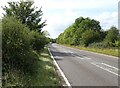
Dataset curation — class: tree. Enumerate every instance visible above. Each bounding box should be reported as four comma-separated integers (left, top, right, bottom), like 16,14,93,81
81,29,100,47
2,1,48,87
74,17,101,45
2,0,46,32
57,33,64,44
74,17,84,29
76,17,101,32
104,26,119,46
57,17,102,46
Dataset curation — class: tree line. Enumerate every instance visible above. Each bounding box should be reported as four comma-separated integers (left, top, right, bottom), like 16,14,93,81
2,1,50,87
57,17,120,48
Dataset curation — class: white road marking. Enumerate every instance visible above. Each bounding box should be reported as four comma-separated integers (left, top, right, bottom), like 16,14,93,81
48,48,72,88
75,56,84,59
77,57,84,59
57,44,118,59
76,56,91,60
101,63,119,70
91,62,120,76
70,53,84,59
83,57,91,60
66,51,74,54
54,56,64,58
70,52,92,60
71,52,91,59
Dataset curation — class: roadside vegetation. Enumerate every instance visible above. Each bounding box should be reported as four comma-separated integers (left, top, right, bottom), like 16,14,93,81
56,17,120,57
2,0,60,87
26,47,61,86
62,44,118,57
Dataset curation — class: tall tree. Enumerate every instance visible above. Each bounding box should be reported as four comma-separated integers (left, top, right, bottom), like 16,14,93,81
2,0,46,32
57,17,102,45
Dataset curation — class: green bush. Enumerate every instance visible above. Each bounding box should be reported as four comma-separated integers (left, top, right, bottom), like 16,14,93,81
88,41,119,49
2,16,42,87
29,31,47,52
88,42,109,48
114,40,120,47
2,16,31,68
104,26,119,47
81,29,100,47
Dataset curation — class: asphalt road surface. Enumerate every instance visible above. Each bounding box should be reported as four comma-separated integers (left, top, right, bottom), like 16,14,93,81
49,43,119,86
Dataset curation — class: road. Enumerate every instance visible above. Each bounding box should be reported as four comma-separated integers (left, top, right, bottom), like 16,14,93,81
49,43,119,87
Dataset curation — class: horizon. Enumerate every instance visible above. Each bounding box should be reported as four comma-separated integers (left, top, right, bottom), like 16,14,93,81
0,0,119,38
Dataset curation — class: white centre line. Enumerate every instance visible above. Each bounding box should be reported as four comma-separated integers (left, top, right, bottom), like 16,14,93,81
91,62,120,76
54,56,64,58
83,57,91,60
101,63,119,70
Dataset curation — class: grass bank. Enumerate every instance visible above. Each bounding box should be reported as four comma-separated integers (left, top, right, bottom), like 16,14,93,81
29,46,61,86
61,44,118,57
3,46,61,87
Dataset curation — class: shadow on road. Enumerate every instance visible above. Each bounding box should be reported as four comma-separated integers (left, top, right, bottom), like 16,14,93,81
50,50,85,61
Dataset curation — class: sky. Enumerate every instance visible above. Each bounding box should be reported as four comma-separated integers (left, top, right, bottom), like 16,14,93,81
0,0,119,38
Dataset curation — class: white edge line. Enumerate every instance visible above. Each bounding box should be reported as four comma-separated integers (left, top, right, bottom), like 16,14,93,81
48,47,72,88
91,62,120,76
101,63,119,70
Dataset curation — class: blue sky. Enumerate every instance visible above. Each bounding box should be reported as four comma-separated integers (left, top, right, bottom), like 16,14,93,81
0,0,119,38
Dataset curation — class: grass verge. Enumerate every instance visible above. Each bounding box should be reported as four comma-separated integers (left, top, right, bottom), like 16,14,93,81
61,44,118,57
29,46,61,86
3,46,61,87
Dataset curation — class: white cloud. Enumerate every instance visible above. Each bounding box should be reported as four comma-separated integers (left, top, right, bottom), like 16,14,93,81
35,0,118,11
42,10,79,38
95,12,118,30
0,0,119,38
35,0,119,38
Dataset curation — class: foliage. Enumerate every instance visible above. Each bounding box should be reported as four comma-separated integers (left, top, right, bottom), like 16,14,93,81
57,17,102,46
57,17,119,48
2,16,48,87
29,47,61,86
75,17,101,32
88,42,110,49
2,0,51,87
30,31,48,52
104,26,119,47
2,16,31,87
81,29,100,47
2,0,46,31
56,33,64,44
